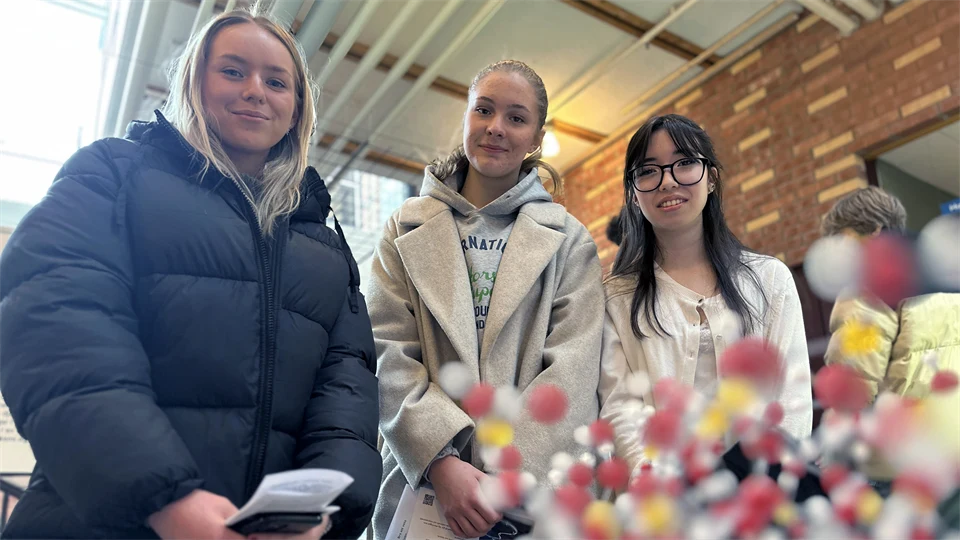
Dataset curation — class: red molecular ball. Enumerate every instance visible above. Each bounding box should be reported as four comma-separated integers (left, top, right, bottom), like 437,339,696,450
555,485,592,516
744,430,784,464
717,337,784,390
588,419,616,444
653,378,690,412
788,523,806,539
568,462,594,488
462,383,495,418
862,234,917,308
583,524,612,540
644,409,682,449
835,502,857,525
498,470,523,508
814,365,870,412
931,370,959,393
894,472,939,504
764,402,784,426
499,445,523,470
527,384,568,424
911,527,936,540
820,464,850,494
783,458,807,478
663,476,684,497
733,417,757,438
740,475,782,514
596,457,630,491
628,472,659,497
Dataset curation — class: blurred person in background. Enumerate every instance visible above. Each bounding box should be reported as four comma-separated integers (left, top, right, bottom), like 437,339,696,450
821,186,960,498
0,7,380,539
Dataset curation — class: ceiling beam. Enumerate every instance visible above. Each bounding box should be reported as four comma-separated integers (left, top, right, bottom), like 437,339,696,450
560,0,722,67
316,134,426,175
548,119,605,144
318,32,607,145
319,32,468,101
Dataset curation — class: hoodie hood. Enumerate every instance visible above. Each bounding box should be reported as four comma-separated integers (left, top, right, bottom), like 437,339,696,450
420,164,553,217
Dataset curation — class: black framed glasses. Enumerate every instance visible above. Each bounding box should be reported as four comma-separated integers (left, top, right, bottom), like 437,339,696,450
628,157,709,192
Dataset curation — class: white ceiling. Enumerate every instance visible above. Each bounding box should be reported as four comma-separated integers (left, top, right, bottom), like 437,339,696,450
129,0,821,186
881,121,960,197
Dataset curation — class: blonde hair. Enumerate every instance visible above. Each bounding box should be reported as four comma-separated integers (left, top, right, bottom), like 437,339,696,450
429,60,563,197
161,6,318,234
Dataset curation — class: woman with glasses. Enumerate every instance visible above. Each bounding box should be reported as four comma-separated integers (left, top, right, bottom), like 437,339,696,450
597,114,813,477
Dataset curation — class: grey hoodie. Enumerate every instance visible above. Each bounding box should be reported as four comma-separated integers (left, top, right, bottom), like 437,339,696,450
421,165,553,350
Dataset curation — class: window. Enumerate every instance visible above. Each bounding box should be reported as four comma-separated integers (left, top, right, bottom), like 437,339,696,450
0,0,114,236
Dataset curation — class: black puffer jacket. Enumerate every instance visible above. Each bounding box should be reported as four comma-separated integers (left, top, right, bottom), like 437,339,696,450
0,113,381,539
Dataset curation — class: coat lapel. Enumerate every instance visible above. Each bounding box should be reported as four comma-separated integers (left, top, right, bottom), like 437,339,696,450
395,200,480,372
480,204,567,382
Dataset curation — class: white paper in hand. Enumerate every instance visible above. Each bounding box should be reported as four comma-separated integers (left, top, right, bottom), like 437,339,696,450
226,469,354,526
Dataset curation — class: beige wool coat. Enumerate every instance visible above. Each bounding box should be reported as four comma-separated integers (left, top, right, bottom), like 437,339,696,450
367,175,604,539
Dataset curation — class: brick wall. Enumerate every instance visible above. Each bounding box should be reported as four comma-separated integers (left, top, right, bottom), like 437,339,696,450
563,0,960,270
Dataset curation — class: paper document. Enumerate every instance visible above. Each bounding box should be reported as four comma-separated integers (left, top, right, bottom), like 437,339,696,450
226,469,353,526
385,484,534,540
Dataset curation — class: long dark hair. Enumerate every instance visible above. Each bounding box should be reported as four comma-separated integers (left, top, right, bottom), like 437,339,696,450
611,114,766,339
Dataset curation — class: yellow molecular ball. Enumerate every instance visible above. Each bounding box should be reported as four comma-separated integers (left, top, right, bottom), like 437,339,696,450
642,445,660,462
773,502,798,526
696,405,729,439
716,379,757,415
639,494,676,536
476,419,514,448
856,489,883,525
839,319,881,357
582,501,620,540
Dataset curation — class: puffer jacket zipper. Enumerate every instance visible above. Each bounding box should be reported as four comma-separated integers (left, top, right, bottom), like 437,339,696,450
154,114,278,500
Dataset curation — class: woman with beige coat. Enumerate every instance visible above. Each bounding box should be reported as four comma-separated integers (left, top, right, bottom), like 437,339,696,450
367,60,604,540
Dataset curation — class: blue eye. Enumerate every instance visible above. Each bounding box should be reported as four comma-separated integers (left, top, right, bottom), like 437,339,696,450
222,68,242,77
267,79,287,89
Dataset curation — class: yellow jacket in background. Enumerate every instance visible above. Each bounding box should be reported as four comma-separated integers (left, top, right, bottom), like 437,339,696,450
825,292,960,479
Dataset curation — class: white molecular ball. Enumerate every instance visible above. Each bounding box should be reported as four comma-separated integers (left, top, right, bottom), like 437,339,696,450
804,496,834,524
520,471,537,494
918,214,960,291
641,405,656,418
493,386,522,422
551,452,574,472
850,441,872,464
799,437,820,463
778,472,799,495
579,452,597,468
527,486,555,518
698,470,738,502
574,425,592,447
803,235,862,301
757,528,786,540
597,442,615,457
626,372,651,397
438,362,474,399
479,475,508,510
689,516,733,540
547,469,565,489
615,493,636,520
480,446,502,470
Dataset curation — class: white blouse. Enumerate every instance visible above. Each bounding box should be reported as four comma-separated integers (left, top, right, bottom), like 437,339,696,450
598,255,813,473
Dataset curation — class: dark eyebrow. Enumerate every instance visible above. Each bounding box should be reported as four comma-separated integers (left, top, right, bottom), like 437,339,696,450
217,54,292,78
476,96,531,113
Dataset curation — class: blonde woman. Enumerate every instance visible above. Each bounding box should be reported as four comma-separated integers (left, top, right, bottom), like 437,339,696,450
0,8,379,539
369,60,604,540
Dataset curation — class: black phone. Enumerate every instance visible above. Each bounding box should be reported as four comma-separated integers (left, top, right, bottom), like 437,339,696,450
228,512,327,535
